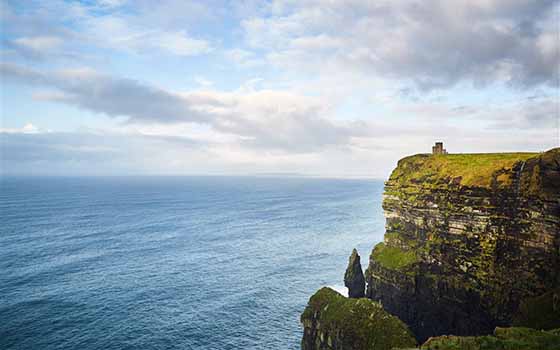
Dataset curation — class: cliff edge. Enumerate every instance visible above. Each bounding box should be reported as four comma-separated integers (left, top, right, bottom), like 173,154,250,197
366,148,560,341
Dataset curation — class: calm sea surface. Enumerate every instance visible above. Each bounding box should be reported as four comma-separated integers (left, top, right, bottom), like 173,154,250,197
0,176,385,350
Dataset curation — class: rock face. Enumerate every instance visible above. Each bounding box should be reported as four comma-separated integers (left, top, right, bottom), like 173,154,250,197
300,287,417,350
365,148,560,342
344,249,365,298
513,289,560,330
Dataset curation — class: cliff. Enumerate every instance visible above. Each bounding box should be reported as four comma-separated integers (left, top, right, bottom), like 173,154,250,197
365,148,560,341
300,148,560,349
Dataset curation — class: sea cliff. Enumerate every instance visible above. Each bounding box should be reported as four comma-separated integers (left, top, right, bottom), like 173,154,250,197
301,148,560,349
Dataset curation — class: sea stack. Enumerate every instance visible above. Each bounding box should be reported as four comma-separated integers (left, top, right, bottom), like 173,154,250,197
344,248,365,298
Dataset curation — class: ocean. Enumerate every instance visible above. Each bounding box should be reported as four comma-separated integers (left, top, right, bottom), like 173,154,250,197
0,176,385,350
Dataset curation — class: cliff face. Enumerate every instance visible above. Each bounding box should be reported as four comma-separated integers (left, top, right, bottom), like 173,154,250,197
365,148,560,341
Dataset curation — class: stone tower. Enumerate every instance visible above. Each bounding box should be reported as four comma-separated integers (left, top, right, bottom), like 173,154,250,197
432,142,447,155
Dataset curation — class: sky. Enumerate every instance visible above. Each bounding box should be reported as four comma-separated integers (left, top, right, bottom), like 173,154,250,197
1,0,559,178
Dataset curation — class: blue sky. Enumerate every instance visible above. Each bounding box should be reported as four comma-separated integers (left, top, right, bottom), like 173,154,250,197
1,0,559,177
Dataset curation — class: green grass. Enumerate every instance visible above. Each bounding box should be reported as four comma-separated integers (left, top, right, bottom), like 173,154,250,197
372,242,418,270
390,152,539,189
420,327,560,350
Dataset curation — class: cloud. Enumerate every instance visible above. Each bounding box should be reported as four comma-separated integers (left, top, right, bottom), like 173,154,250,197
4,61,558,157
1,0,213,60
1,63,215,123
2,122,555,178
82,16,212,56
1,63,369,153
13,36,63,52
5,0,556,88
1,131,122,163
0,127,366,177
242,0,560,89
97,0,128,8
224,48,264,68
0,63,48,84
0,128,210,175
194,76,214,87
157,31,211,56
484,96,560,129
0,123,42,134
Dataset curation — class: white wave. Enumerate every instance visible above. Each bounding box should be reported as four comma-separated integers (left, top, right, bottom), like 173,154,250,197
327,284,348,297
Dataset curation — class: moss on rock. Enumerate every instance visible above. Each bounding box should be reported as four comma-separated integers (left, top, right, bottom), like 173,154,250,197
301,287,417,350
371,242,418,271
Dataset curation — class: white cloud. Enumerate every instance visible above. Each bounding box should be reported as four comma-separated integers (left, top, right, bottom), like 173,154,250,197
158,31,212,56
241,0,560,89
1,64,368,153
224,48,264,68
0,123,42,134
194,76,214,87
82,16,212,57
3,62,556,165
97,0,128,8
13,36,63,52
3,1,213,59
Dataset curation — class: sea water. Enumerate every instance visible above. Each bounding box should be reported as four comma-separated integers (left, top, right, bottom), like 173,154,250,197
0,176,385,350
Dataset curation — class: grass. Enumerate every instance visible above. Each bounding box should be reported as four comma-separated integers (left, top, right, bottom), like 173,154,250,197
372,242,418,270
390,152,539,189
421,327,560,350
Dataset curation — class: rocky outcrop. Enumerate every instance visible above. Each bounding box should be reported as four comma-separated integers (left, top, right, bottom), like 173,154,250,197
344,249,365,298
300,287,416,350
365,148,560,341
301,295,560,350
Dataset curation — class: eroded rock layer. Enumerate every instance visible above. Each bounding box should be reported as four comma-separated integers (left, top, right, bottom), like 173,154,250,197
366,148,560,342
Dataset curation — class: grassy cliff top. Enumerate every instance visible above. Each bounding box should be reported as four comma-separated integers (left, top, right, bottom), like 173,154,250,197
389,152,540,189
